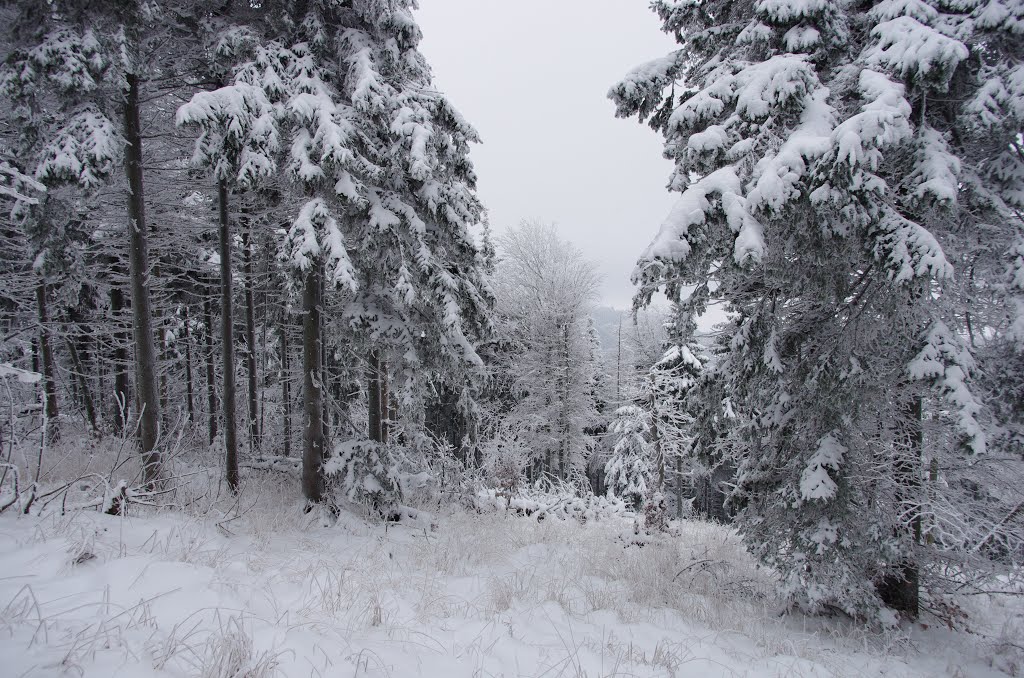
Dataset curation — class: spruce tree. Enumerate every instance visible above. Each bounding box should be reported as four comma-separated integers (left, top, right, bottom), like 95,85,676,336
612,0,1022,620
0,0,188,483
176,1,493,509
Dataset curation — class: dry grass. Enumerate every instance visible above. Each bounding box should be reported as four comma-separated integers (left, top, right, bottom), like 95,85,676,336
1,438,1015,677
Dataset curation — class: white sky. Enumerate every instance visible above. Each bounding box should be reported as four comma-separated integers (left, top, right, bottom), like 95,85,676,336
415,0,678,309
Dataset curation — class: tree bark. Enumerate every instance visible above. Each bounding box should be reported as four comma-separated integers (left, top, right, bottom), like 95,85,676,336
218,178,240,493
35,281,59,440
380,360,390,445
242,225,260,455
123,71,161,484
367,350,385,444
320,272,329,434
109,285,130,434
675,455,684,518
182,302,195,422
301,259,327,503
280,321,291,457
203,295,218,444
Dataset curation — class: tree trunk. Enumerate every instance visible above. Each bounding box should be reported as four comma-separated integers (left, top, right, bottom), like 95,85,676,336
243,225,260,455
380,361,390,445
367,350,387,444
675,454,684,518
159,317,168,421
109,285,130,434
203,295,218,444
218,178,239,493
123,72,161,483
320,274,329,435
259,287,269,447
878,395,922,618
280,321,291,458
301,259,327,503
182,302,195,422
35,281,59,440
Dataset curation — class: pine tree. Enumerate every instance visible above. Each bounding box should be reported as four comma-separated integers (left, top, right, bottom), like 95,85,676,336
612,0,1022,620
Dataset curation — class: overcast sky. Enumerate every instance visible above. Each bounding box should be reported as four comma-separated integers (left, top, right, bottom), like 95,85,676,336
415,0,678,310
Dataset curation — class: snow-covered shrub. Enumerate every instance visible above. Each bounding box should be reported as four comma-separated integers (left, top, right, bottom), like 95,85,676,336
644,489,669,532
478,426,532,494
324,440,401,516
474,480,630,523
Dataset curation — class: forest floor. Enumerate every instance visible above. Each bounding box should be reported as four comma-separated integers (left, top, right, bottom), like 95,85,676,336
0,468,1021,678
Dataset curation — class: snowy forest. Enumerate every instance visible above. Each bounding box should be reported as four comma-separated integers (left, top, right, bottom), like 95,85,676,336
0,1,1022,676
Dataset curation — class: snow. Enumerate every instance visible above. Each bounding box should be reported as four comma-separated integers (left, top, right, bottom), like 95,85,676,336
831,70,912,171
0,362,42,384
763,330,784,373
176,77,284,188
869,0,940,24
608,53,682,116
635,166,764,270
686,125,729,153
807,517,840,550
35,108,119,189
391,104,434,181
867,17,969,83
343,30,392,113
287,199,358,290
873,210,954,283
756,0,833,23
909,322,986,453
27,28,105,92
800,432,846,502
736,21,774,45
733,56,818,122
0,486,1016,678
746,87,835,214
909,127,961,205
966,76,1011,129
0,161,45,208
974,0,1024,31
783,25,822,51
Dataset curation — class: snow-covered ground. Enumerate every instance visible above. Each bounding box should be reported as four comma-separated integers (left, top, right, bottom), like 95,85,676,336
1,472,1020,678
